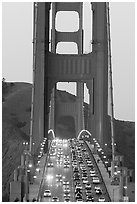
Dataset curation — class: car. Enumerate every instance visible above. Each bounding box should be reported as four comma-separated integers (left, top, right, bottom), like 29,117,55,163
86,196,94,202
95,189,102,195
83,179,88,184
85,183,91,189
90,166,95,170
64,161,70,165
52,197,59,202
56,178,63,182
90,170,96,174
98,197,105,202
86,160,92,164
64,185,70,189
86,189,92,195
64,164,70,168
90,173,96,177
74,181,81,187
76,198,83,202
94,186,101,190
44,190,51,197
82,175,88,180
64,158,70,162
64,193,70,198
58,152,63,155
79,160,84,164
81,169,87,173
85,157,90,160
75,188,82,194
47,162,53,167
75,194,82,200
74,177,80,182
82,173,88,177
64,189,70,193
64,154,69,158
73,169,79,173
72,163,78,168
92,177,100,184
56,174,62,178
75,191,82,196
63,181,69,185
86,193,93,198
75,183,82,189
88,163,94,168
74,172,80,176
80,166,86,170
74,174,80,179
64,197,71,202
63,185,70,190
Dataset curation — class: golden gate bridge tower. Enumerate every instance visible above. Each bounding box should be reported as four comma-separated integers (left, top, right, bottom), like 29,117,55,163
30,2,109,155
9,3,134,202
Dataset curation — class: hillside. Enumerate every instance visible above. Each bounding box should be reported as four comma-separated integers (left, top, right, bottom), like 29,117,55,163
2,82,135,201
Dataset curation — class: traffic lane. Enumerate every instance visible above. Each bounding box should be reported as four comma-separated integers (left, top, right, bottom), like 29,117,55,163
83,142,111,201
41,140,74,202
82,143,110,201
71,140,110,202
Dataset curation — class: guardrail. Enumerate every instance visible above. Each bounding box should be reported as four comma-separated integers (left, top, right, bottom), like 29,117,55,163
37,140,52,201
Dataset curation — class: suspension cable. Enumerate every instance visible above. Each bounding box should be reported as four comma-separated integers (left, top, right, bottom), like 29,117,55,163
106,3,115,175
29,3,38,153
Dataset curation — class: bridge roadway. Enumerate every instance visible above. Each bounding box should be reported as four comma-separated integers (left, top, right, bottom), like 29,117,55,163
38,138,111,202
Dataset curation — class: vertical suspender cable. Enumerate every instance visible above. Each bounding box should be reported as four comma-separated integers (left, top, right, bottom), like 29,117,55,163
106,3,115,176
49,2,56,132
80,3,85,131
29,3,38,153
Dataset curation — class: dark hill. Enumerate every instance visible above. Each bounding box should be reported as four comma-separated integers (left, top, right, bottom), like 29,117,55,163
2,82,135,201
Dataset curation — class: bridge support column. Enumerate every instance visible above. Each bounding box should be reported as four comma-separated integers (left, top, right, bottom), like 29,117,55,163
92,3,108,145
86,80,95,140
31,3,51,155
77,82,84,136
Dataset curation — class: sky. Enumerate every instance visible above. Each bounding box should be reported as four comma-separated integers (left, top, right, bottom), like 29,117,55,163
2,2,135,122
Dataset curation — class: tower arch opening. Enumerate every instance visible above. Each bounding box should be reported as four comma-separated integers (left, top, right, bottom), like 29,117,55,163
55,116,76,139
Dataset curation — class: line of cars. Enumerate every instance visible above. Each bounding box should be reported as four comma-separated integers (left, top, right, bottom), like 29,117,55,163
70,138,106,202
44,139,72,202
43,138,107,202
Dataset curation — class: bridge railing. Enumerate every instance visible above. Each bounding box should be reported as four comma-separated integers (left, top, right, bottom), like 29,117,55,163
36,140,52,201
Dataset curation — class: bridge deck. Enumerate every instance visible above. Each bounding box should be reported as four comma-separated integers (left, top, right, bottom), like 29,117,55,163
87,142,121,202
29,139,121,202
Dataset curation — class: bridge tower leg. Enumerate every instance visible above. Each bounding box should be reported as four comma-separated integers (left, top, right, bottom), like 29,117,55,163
88,3,108,145
30,3,51,154
77,82,85,136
